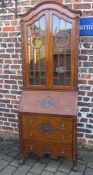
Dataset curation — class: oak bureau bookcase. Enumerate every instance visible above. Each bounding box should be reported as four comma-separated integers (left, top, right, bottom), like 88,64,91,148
18,0,81,170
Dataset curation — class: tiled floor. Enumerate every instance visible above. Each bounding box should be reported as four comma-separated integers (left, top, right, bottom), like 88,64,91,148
0,141,93,175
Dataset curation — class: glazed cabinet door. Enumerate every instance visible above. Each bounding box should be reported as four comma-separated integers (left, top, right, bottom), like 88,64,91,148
49,10,75,90
22,8,77,90
24,12,48,88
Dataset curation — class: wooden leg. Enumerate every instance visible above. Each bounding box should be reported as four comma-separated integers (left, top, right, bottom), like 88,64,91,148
72,159,78,172
18,153,25,165
73,165,78,172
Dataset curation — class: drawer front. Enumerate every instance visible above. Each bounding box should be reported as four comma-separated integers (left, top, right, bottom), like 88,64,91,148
23,141,47,156
23,141,72,158
22,126,72,143
48,143,72,158
22,115,46,126
22,115,73,131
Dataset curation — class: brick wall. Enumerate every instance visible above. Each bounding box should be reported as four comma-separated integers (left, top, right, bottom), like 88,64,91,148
0,0,93,146
64,0,93,146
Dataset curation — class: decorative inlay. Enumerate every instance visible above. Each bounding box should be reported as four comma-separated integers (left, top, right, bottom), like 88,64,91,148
38,123,57,133
39,97,56,107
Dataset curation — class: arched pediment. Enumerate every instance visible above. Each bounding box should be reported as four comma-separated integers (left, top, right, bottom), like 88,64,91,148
20,0,81,22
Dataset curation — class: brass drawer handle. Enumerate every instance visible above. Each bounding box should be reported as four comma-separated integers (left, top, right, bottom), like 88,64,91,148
30,145,32,150
61,134,64,140
30,132,32,137
28,119,32,125
61,123,64,128
61,148,64,153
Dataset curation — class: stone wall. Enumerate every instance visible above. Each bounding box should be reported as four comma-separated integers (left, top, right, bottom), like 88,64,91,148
0,0,93,145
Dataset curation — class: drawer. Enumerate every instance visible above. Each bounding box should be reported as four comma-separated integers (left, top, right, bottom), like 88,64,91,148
23,141,72,159
48,143,72,158
22,115,73,131
49,117,73,131
22,115,46,126
23,141,47,156
22,126,72,143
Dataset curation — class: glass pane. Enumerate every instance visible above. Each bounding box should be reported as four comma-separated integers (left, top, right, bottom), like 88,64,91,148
27,15,46,85
52,15,72,86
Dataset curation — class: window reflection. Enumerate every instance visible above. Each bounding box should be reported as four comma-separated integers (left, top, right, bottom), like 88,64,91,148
53,15,72,86
27,15,46,85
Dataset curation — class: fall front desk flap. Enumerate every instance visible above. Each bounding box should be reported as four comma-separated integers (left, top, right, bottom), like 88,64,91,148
18,90,77,116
